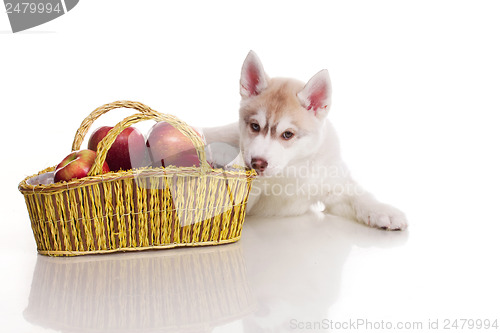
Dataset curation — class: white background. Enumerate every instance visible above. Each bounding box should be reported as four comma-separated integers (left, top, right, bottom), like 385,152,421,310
1,1,500,332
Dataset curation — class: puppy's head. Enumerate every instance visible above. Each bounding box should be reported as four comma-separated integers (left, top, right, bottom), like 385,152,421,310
239,51,332,176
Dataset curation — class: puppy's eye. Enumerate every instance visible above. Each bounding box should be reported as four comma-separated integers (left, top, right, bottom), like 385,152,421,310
250,123,260,132
282,131,294,140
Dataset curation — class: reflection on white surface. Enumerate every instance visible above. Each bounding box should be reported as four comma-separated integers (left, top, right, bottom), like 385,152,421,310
24,244,255,333
23,212,408,333
238,212,408,332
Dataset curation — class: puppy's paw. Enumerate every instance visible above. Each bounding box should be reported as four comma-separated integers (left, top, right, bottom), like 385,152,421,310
359,204,408,231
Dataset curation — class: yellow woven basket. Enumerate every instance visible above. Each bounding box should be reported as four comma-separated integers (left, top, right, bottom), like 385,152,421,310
18,101,256,256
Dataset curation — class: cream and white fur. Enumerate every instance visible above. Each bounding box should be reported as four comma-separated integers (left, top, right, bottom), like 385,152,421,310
205,51,407,230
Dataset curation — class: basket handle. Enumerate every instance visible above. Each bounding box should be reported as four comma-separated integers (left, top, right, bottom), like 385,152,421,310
71,101,161,151
72,101,210,176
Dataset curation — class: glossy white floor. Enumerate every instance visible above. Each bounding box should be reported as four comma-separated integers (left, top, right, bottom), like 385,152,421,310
2,1,500,332
3,166,500,332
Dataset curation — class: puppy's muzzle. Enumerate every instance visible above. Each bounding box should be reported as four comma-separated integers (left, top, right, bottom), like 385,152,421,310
251,158,268,174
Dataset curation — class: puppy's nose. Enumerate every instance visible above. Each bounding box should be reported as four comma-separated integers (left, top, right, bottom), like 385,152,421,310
251,158,268,173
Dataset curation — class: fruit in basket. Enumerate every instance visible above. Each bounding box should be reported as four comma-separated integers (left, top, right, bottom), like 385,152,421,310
54,149,110,182
88,126,146,171
146,122,203,168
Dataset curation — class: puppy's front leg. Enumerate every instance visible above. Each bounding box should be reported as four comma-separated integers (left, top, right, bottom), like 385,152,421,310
351,192,408,230
202,123,241,168
202,122,240,146
325,183,408,231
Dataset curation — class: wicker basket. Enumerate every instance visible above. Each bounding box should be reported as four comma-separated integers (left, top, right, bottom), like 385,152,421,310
18,101,255,256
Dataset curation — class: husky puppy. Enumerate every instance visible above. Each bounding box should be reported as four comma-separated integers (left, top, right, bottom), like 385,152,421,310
205,51,407,230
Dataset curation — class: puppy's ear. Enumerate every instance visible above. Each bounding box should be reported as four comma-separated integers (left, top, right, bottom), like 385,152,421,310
240,51,268,98
297,69,332,118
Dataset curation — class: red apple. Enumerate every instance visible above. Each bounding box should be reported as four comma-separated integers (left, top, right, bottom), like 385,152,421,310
54,149,110,182
146,122,203,168
170,153,201,167
88,126,146,171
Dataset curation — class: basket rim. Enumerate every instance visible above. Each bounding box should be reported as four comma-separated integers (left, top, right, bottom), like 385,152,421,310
34,240,242,262
19,165,256,195
37,237,241,256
